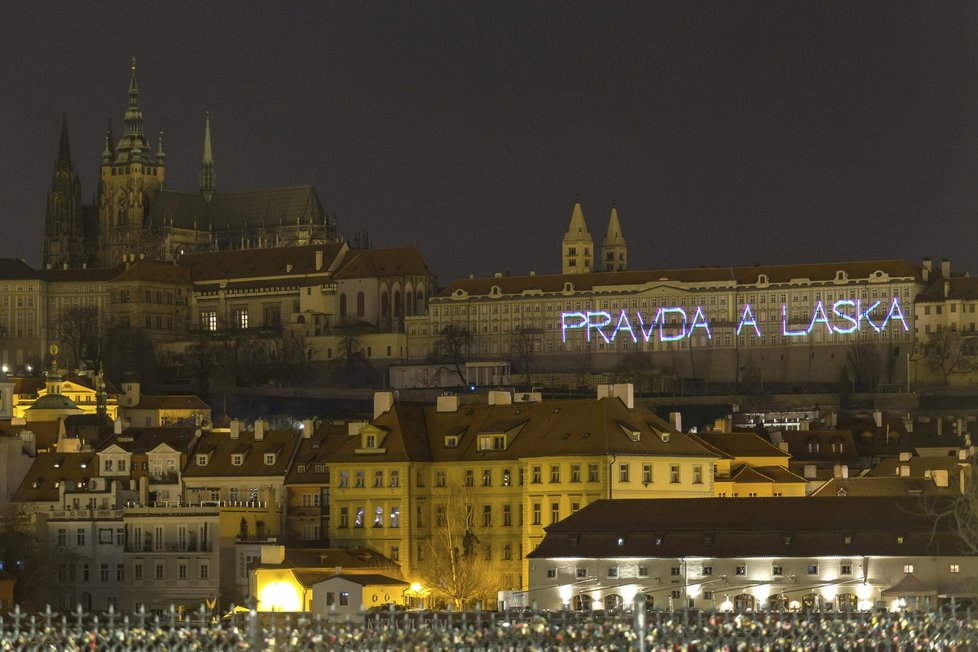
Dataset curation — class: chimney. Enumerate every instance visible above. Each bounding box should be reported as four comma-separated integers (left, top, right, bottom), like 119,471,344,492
941,258,951,280
260,544,286,565
945,281,951,298
899,464,911,477
254,418,266,441
872,410,882,428
803,464,817,480
315,250,324,271
230,419,241,439
374,391,395,419
669,412,682,433
899,451,912,462
436,394,459,413
19,430,35,456
932,469,949,487
841,465,849,479
833,464,842,479
778,441,789,454
114,416,125,435
488,390,512,406
922,257,932,282
302,418,315,439
597,384,635,409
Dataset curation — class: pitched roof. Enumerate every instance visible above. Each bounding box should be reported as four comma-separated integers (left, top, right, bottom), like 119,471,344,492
183,426,299,477
179,242,346,282
39,266,122,282
0,259,41,280
12,452,97,503
334,247,433,280
285,423,350,485
438,260,921,298
811,476,961,497
320,574,408,587
130,395,210,411
110,260,192,284
145,186,327,231
98,426,201,455
529,496,968,559
689,432,790,460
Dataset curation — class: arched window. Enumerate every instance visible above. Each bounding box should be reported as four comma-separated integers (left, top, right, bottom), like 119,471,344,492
406,289,415,315
116,194,127,226
836,593,857,612
572,594,592,611
417,289,425,311
381,291,390,318
734,593,756,612
356,292,365,317
604,594,625,611
339,293,347,319
768,595,789,612
394,291,402,317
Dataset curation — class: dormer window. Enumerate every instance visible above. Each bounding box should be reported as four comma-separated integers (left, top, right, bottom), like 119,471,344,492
445,435,459,448
197,454,208,466
231,454,243,466
365,434,376,448
478,434,507,451
264,453,276,465
296,464,306,474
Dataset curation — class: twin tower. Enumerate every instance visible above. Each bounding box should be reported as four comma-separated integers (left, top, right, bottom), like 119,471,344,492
561,202,627,275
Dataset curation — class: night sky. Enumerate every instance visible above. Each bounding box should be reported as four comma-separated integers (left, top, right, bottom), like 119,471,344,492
2,2,977,283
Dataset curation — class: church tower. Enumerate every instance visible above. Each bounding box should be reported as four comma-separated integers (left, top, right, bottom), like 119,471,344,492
601,203,627,271
199,111,216,201
96,57,166,267
43,113,85,269
561,201,594,275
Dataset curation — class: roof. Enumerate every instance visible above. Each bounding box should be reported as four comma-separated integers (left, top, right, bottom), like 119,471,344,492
315,574,408,587
334,247,433,280
257,547,393,571
916,276,978,303
689,432,790,460
529,496,970,559
12,452,97,503
99,426,201,455
110,260,192,284
145,185,327,231
29,394,80,410
438,260,922,298
285,423,350,484
183,426,299,477
328,396,717,464
179,242,346,282
812,476,961,497
0,259,41,281
39,266,122,283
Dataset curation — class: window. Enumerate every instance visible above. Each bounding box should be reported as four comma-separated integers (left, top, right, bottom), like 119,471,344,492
373,506,384,527
531,466,542,483
355,507,365,527
435,470,446,487
483,469,492,486
134,563,143,580
390,545,399,561
502,469,511,486
642,464,652,484
588,464,599,482
76,529,86,546
465,469,474,487
550,465,560,483
338,506,349,528
619,463,630,483
57,528,66,547
841,563,852,575
390,506,400,528
483,505,492,527
670,566,681,576
155,563,164,579
904,564,914,574
355,471,364,488
374,470,384,487
807,564,819,575
264,453,275,465
550,502,560,524
197,454,208,466
702,566,713,576
200,563,209,579
116,564,124,582
638,566,649,577
100,564,109,582
532,503,541,525
570,465,581,483
735,565,746,575
340,592,349,606
546,568,557,578
178,564,187,580
670,464,680,483
503,504,512,526
608,567,618,578
693,465,703,484
951,564,961,573
231,454,243,466
231,307,248,329
104,459,113,472
339,471,349,488
772,565,783,576
389,470,399,487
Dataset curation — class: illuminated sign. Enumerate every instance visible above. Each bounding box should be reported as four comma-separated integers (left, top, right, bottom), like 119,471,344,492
560,298,909,343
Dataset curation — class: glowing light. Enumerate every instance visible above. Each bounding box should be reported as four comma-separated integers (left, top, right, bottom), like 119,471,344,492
720,595,733,612
558,297,910,344
789,600,801,611
558,584,574,603
752,584,770,601
620,584,638,606
687,584,701,598
736,305,761,337
856,583,872,601
258,581,302,612
821,585,838,602
410,582,424,593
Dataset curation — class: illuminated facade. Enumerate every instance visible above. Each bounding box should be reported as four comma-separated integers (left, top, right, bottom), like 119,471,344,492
528,497,977,612
326,387,717,593
407,256,926,385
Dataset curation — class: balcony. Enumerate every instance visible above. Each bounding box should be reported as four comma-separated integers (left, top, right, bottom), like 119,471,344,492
49,508,124,521
148,472,180,485
126,541,213,554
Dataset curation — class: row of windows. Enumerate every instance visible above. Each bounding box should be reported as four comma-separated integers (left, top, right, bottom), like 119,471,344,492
57,562,125,583
545,561,963,580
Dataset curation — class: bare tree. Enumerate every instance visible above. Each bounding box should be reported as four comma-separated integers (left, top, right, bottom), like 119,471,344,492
922,330,978,385
0,505,65,609
846,340,882,392
433,325,472,385
55,305,102,369
418,483,501,610
510,326,541,388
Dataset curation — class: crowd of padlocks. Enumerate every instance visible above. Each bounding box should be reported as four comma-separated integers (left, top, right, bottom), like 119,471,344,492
0,604,975,650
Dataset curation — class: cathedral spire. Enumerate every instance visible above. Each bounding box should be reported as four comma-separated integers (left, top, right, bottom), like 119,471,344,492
57,112,72,169
116,56,149,162
200,110,216,201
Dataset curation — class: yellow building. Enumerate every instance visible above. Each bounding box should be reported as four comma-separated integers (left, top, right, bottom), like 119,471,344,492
688,431,807,497
13,372,119,420
327,385,717,593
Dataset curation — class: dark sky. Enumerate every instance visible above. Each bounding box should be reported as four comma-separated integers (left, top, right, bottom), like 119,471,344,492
2,2,978,283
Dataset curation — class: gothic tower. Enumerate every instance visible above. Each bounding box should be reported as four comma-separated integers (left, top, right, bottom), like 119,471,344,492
601,203,627,271
561,201,594,274
43,113,85,269
199,111,216,202
96,57,166,267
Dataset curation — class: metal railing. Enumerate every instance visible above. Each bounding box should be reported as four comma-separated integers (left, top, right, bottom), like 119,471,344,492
0,602,976,650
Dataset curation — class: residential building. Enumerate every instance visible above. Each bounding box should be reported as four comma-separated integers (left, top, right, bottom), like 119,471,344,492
688,431,807,497
528,497,978,612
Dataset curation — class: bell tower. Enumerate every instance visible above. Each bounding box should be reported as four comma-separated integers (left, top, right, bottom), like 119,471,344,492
561,201,593,275
43,113,85,268
601,203,627,271
97,57,166,267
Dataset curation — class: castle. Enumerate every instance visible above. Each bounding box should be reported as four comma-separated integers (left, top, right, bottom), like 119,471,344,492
43,58,336,270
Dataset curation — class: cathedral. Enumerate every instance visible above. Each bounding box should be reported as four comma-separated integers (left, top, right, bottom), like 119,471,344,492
44,59,336,270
